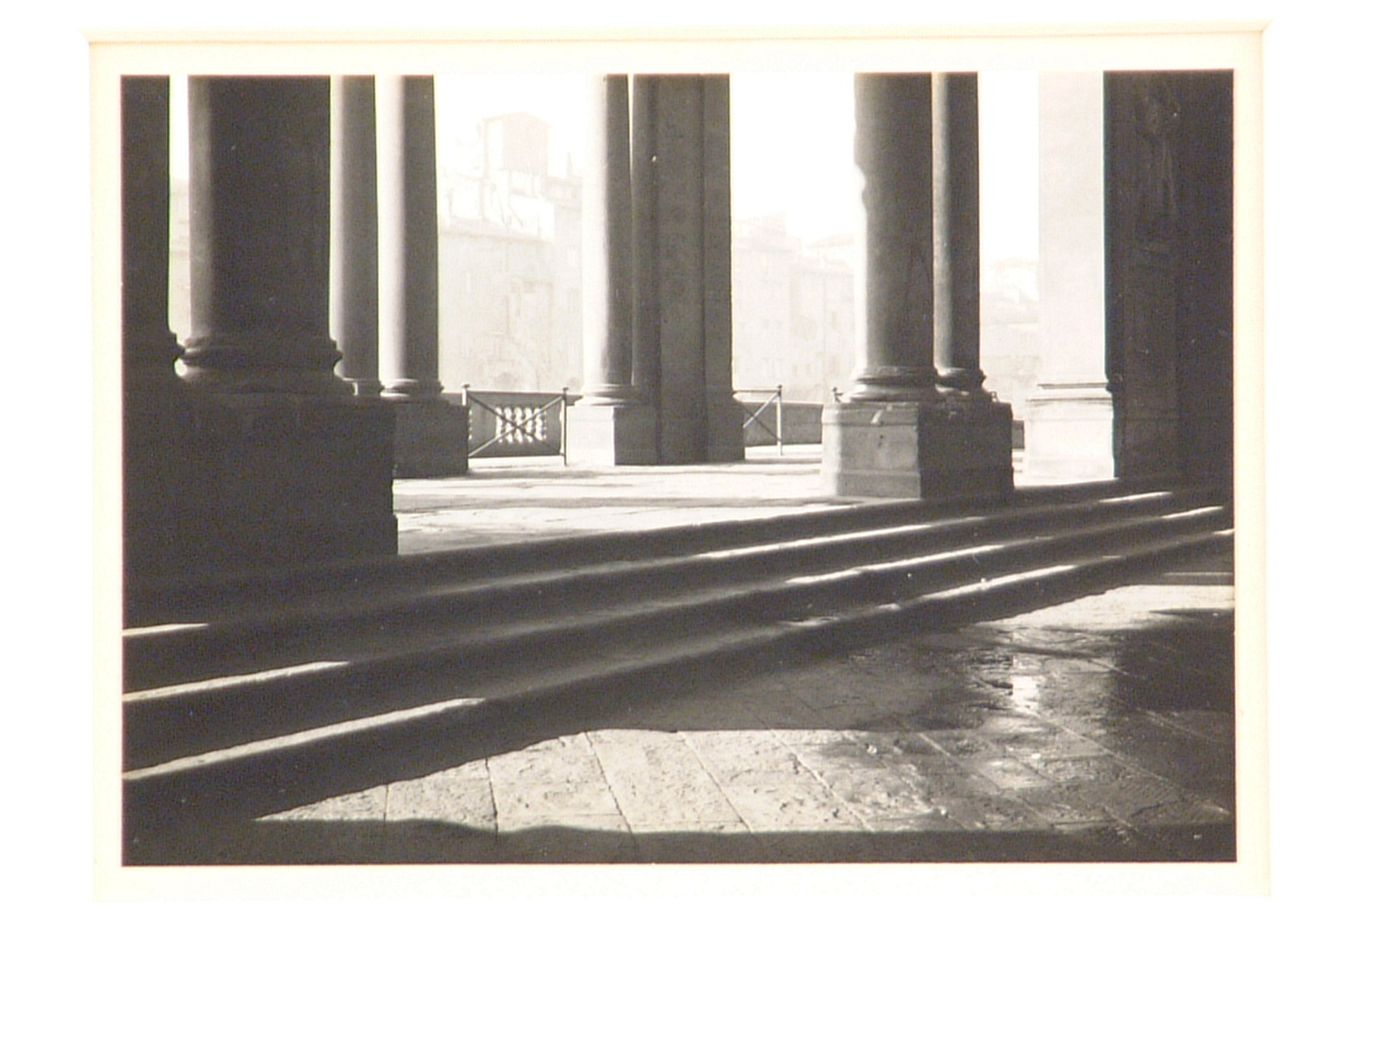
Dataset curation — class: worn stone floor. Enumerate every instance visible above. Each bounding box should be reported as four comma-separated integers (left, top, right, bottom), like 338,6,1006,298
395,445,1045,552
172,548,1235,865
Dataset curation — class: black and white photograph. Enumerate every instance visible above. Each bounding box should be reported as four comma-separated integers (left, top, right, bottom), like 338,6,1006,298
104,30,1256,873
16,1,1400,1044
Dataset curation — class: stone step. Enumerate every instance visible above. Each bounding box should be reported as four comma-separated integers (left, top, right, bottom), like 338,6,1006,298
120,503,1227,766
121,525,1232,835
122,478,1184,626
122,486,1217,690
124,505,1224,767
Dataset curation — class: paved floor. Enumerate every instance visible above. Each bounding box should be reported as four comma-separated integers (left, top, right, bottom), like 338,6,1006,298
395,445,1049,552
180,548,1233,865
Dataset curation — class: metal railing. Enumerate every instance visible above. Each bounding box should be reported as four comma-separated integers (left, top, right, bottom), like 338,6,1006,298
734,385,785,454
461,386,570,463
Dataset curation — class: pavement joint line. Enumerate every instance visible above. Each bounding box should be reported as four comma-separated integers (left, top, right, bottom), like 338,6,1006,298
781,741,879,834
481,756,504,839
679,731,759,835
583,731,641,840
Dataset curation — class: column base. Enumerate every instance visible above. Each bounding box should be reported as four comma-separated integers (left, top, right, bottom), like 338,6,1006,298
1117,410,1183,484
567,401,658,466
1023,382,1116,482
388,397,468,478
125,387,398,579
706,391,747,463
822,398,1014,501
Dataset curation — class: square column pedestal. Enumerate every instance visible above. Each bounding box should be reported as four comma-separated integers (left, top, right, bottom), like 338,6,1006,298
822,397,1014,501
387,398,468,477
567,401,658,466
1022,384,1116,482
125,390,399,577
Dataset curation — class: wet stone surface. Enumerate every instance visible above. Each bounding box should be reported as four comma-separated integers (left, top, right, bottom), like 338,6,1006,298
157,551,1236,865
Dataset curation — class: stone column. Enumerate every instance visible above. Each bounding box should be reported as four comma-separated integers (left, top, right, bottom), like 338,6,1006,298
823,73,1012,500
844,74,940,402
700,75,746,463
182,77,345,395
375,75,466,476
629,75,661,410
161,76,397,571
123,76,206,577
932,73,986,395
1024,73,1116,481
569,75,656,465
330,76,381,397
629,74,742,464
122,77,181,391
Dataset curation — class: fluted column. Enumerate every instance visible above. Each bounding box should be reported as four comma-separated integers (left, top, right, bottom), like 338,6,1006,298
845,74,940,402
376,75,440,401
932,73,986,395
121,77,181,390
181,77,346,395
330,76,381,397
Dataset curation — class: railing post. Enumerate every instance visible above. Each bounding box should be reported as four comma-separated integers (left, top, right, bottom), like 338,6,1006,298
561,387,569,466
460,384,471,472
776,384,784,456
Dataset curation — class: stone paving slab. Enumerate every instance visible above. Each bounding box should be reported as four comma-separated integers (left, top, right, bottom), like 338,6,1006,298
160,549,1242,866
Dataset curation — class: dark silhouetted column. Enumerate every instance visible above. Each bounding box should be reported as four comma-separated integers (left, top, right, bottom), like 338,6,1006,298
629,74,742,464
932,73,986,394
570,75,657,465
181,77,346,395
823,73,1012,500
330,75,381,397
375,75,466,476
844,74,940,402
122,77,181,390
150,76,398,571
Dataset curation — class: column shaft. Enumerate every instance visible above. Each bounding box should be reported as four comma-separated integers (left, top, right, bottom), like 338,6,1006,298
581,75,636,401
376,75,441,400
630,75,661,405
375,76,466,477
628,75,741,464
700,75,745,462
330,76,381,396
932,73,985,393
847,73,939,400
182,77,345,394
121,76,181,388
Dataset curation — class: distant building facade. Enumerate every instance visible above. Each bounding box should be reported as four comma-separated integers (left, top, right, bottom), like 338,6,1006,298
439,112,584,394
731,216,857,403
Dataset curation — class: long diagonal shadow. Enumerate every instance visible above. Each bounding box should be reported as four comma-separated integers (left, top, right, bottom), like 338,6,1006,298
124,547,1234,866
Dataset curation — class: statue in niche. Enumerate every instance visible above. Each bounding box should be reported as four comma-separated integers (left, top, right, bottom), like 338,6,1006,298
1132,80,1181,252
